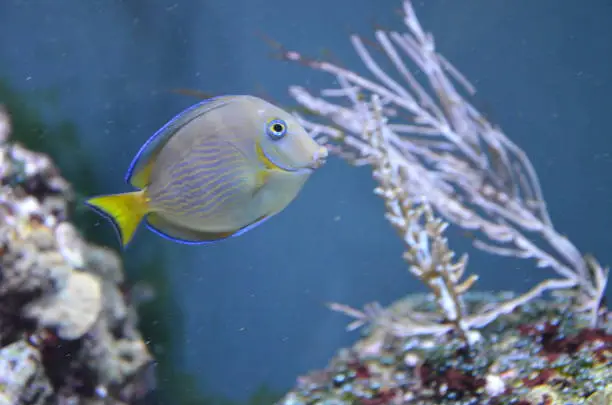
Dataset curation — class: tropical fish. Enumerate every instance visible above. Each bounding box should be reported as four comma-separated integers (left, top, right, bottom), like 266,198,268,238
85,95,328,248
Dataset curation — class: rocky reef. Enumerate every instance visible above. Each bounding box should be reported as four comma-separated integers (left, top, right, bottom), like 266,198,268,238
278,292,610,405
0,106,153,404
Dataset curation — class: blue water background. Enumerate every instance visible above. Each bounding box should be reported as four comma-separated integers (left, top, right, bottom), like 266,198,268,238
1,0,611,400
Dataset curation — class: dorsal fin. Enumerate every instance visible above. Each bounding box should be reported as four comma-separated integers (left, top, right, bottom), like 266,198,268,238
125,95,234,189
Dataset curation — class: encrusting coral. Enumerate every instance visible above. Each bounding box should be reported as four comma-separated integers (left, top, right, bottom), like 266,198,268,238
0,106,153,404
278,293,610,405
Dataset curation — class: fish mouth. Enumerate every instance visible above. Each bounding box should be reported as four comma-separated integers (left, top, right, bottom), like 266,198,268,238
305,146,328,170
294,153,327,173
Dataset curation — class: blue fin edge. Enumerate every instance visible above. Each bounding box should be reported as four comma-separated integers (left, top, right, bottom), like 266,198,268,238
144,214,274,245
124,96,222,186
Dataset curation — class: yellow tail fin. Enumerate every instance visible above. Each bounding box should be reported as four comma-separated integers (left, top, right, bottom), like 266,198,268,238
86,190,149,247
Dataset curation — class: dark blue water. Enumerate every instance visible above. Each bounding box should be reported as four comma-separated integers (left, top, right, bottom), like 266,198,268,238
1,0,611,401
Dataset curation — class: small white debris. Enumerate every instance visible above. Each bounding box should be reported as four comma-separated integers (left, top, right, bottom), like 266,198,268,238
485,374,505,397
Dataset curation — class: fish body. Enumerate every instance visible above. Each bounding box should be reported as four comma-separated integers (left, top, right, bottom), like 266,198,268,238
86,95,327,247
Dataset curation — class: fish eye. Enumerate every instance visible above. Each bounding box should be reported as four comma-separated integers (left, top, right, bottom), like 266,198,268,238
266,119,287,140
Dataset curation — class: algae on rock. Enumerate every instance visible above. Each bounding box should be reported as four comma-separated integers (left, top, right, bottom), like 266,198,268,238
277,292,610,405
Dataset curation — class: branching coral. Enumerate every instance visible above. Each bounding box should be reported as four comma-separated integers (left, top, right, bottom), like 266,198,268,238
275,0,609,335
328,94,478,343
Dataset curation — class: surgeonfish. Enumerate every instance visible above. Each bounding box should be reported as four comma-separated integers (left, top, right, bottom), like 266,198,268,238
85,95,328,248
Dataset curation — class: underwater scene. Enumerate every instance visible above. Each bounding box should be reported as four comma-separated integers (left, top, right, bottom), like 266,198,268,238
0,0,610,404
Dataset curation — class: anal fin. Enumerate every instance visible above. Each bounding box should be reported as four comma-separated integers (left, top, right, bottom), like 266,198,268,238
145,212,273,245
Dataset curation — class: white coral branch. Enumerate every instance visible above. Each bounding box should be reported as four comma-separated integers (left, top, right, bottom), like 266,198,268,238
283,0,607,326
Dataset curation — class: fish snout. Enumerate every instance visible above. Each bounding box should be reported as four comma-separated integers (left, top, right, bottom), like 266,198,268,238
309,145,328,169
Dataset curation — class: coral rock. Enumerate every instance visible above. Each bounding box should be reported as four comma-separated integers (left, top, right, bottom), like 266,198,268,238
277,293,611,405
24,271,102,340
0,106,153,404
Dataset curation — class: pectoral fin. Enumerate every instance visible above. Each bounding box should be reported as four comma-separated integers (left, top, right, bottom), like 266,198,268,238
253,169,271,196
